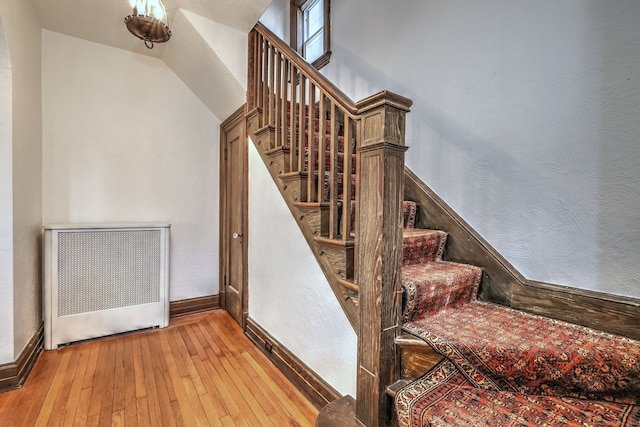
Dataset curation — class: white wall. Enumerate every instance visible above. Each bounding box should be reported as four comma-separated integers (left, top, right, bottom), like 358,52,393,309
42,31,221,302
248,141,357,397
0,0,43,361
316,0,640,299
252,0,640,393
258,0,289,42
0,14,14,364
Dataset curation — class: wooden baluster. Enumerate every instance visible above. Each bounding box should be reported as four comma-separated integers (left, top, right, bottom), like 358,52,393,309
328,102,338,239
261,39,269,125
288,63,297,170
280,58,288,149
341,113,352,241
256,34,263,120
355,91,412,427
268,44,276,127
247,30,256,110
316,93,326,203
274,51,282,150
306,84,317,203
353,118,362,283
297,75,306,173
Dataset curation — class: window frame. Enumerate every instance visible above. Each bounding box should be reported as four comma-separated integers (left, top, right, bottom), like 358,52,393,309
290,0,331,69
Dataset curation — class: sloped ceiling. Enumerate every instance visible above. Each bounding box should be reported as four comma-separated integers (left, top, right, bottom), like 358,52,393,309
31,0,270,118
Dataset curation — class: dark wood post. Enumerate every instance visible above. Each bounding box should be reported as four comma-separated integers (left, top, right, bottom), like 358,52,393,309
355,91,412,427
247,29,257,111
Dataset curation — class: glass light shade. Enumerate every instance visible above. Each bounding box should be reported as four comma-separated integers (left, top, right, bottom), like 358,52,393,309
124,0,171,49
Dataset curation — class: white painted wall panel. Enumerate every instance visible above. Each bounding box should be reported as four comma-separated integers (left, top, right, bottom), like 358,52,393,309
0,0,43,361
248,141,357,397
42,31,220,302
0,15,14,364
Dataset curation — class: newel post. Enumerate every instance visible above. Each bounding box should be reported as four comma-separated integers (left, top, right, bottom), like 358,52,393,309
355,91,412,427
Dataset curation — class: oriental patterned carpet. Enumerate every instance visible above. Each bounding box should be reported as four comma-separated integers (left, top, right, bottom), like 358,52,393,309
395,359,640,427
396,202,640,426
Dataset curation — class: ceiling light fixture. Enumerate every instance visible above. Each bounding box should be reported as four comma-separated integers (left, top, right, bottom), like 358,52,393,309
124,0,172,49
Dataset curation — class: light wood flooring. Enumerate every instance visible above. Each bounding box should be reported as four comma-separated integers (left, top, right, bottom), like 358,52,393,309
0,310,318,426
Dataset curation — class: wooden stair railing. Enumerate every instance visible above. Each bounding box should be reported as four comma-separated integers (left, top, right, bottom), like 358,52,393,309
246,22,412,427
248,23,359,242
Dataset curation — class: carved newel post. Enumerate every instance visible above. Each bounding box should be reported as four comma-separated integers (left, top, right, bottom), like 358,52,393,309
355,91,412,427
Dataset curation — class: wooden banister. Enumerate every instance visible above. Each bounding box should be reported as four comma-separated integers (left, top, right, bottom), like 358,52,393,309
247,23,412,427
251,22,359,116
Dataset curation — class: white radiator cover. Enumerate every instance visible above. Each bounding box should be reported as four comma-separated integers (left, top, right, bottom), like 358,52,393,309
43,224,170,350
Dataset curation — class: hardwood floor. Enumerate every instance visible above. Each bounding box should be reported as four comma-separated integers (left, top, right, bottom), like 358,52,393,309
0,310,318,426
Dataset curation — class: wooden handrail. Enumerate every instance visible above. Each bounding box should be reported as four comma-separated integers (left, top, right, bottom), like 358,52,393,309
249,22,360,242
253,22,359,117
247,22,413,427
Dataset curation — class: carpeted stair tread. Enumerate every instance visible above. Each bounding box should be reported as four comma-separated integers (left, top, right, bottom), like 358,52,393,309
395,359,640,427
403,300,640,405
402,228,448,265
401,261,482,322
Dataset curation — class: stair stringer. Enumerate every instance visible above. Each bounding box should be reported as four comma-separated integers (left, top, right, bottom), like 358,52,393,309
246,108,359,331
404,166,640,340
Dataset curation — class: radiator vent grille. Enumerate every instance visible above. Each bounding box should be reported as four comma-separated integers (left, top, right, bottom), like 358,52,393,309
57,229,162,317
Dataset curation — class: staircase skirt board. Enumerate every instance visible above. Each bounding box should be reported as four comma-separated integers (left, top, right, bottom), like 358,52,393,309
294,202,330,237
314,236,354,280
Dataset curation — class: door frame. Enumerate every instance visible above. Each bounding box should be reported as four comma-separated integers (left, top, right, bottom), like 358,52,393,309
219,105,249,329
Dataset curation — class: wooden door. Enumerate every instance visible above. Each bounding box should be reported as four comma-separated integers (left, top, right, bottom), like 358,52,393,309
220,107,247,326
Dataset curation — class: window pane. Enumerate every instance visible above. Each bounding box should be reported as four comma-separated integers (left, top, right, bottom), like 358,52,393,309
304,29,324,62
304,0,323,38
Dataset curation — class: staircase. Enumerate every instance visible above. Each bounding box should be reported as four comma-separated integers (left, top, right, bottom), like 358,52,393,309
244,23,640,427
392,206,640,425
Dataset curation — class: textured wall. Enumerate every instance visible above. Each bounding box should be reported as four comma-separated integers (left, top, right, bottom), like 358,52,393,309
0,0,43,361
0,14,14,364
320,0,640,298
247,142,357,397
42,31,220,302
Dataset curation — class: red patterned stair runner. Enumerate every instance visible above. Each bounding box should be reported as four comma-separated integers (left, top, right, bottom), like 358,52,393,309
396,201,640,426
395,359,640,427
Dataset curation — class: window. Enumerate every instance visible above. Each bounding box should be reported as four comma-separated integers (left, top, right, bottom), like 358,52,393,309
291,0,330,69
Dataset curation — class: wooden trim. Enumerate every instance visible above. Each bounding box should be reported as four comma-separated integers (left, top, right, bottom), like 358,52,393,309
404,167,640,340
512,281,640,340
245,317,341,409
289,0,331,71
169,295,220,318
0,323,44,393
355,93,410,427
220,105,250,329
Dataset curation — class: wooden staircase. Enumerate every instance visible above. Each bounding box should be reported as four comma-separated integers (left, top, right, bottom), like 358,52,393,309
246,22,412,426
243,22,640,427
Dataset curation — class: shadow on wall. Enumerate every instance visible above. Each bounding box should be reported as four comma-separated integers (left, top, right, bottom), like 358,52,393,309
0,13,15,364
322,7,615,294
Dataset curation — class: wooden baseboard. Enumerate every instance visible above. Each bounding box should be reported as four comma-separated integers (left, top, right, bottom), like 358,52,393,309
404,167,640,340
169,295,220,318
0,323,44,393
245,317,341,409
